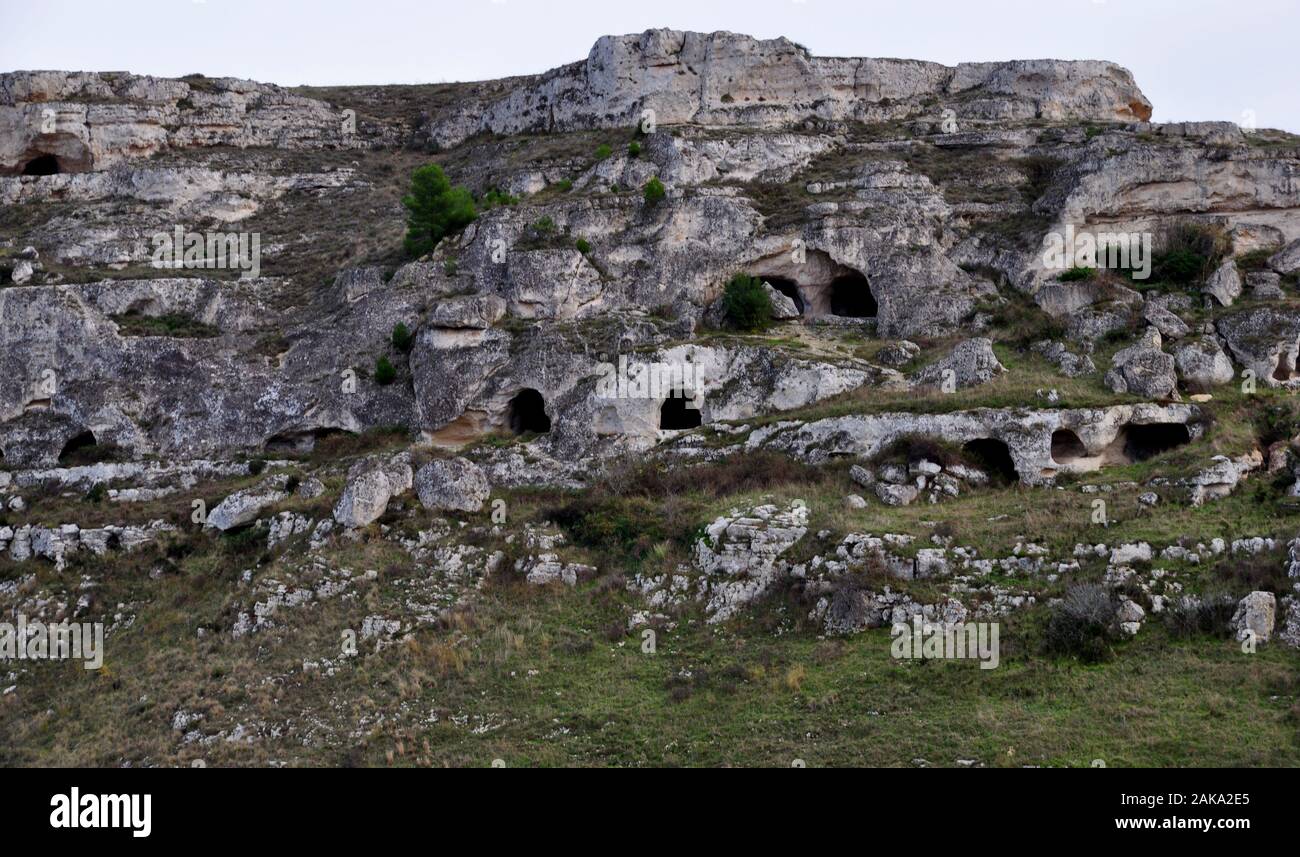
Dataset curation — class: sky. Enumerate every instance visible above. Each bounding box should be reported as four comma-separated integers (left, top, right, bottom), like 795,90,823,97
2,0,1296,132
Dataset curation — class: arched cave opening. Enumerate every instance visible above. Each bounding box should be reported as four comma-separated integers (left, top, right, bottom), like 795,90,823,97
59,430,98,466
22,154,62,176
1122,422,1191,462
1050,429,1089,464
507,388,551,435
659,392,702,430
829,272,877,318
962,438,1019,485
765,277,804,314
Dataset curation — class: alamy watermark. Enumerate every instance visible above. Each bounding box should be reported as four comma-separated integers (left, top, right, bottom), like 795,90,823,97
595,355,705,409
1042,224,1152,280
0,613,104,669
151,226,261,278
891,616,1000,670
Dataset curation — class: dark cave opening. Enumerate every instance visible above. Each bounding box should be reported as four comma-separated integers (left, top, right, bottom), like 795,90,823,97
765,277,804,314
962,438,1019,485
508,388,551,434
828,272,877,318
1050,429,1089,463
659,392,702,430
1122,422,1191,461
21,154,62,176
58,430,98,466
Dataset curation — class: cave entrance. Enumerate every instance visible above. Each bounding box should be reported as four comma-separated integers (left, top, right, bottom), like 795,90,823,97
962,438,1018,485
22,154,61,176
507,388,551,435
660,392,702,430
1121,422,1191,461
59,430,98,466
829,272,877,318
1051,429,1089,463
265,428,354,455
765,277,804,314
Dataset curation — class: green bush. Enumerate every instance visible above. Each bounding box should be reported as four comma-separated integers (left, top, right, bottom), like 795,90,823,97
594,144,613,159
722,273,772,331
552,178,573,193
575,237,592,255
628,141,642,158
374,356,397,385
1057,266,1095,282
391,322,414,354
247,459,266,476
402,164,477,258
643,177,666,205
1163,593,1237,638
443,259,458,276
479,187,518,209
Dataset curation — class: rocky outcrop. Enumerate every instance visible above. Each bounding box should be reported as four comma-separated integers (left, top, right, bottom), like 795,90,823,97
1216,307,1300,387
423,30,1151,148
0,71,397,174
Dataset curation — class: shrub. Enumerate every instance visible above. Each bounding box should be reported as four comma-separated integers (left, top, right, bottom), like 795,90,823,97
575,237,592,255
401,164,477,257
1044,584,1116,663
374,356,397,385
85,482,107,504
721,273,772,331
391,322,414,354
1149,222,1229,285
628,141,642,158
1058,266,1095,282
642,177,665,205
552,178,573,193
1164,592,1237,638
594,144,613,160
443,259,458,276
247,459,266,476
479,187,518,209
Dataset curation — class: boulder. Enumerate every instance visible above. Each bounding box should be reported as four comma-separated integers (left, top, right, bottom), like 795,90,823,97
1173,337,1235,393
1269,238,1300,276
1104,344,1178,398
206,481,289,531
910,338,1005,391
1232,591,1276,644
414,457,491,512
1202,259,1242,307
762,282,801,320
332,453,413,528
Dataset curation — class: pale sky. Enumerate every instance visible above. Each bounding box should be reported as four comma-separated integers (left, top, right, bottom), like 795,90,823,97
2,0,1296,132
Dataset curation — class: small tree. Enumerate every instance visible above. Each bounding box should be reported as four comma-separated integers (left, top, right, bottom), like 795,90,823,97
722,273,772,331
643,177,666,205
402,164,477,258
391,322,414,354
374,356,397,385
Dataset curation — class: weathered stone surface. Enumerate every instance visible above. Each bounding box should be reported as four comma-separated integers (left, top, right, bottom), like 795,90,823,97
1173,337,1235,393
332,453,413,529
909,338,1005,391
423,31,1151,148
414,457,490,513
1105,343,1178,398
1233,591,1276,644
1203,260,1242,307
206,480,289,531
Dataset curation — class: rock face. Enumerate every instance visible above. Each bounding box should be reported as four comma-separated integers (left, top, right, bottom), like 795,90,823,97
0,71,391,174
1173,338,1235,393
423,30,1152,148
1105,340,1178,399
909,338,1005,391
414,457,491,512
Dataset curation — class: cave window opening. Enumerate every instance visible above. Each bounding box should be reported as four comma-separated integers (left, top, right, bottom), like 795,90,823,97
507,388,551,435
765,277,804,314
828,272,877,318
1050,429,1089,464
962,438,1019,485
660,391,702,430
59,430,98,466
1122,423,1190,462
22,154,61,176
